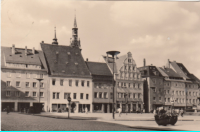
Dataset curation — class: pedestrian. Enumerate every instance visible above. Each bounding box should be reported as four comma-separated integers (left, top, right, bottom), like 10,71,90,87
6,106,10,114
180,108,184,117
85,107,88,114
118,107,122,117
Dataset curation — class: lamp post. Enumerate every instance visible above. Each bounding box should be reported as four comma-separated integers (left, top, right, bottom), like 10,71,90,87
124,93,128,115
106,51,120,119
67,96,71,118
37,78,43,112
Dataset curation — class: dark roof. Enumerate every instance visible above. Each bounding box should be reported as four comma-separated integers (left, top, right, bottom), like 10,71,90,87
1,46,48,71
159,67,182,78
187,74,200,84
176,63,190,74
170,61,189,79
85,61,112,76
41,43,91,78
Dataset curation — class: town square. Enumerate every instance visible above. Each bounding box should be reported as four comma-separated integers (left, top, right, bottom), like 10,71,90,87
1,0,200,131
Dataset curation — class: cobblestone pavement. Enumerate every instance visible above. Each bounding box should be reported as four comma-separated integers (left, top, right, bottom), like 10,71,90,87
1,112,150,131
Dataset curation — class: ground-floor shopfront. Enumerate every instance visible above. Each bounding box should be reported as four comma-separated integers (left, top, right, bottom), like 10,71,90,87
1,101,46,112
116,101,144,113
51,102,91,113
92,103,112,113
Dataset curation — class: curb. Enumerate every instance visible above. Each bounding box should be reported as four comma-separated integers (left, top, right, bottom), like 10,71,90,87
33,114,98,120
128,126,184,131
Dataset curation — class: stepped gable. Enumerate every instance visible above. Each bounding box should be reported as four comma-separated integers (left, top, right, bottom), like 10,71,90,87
85,61,112,76
41,43,91,77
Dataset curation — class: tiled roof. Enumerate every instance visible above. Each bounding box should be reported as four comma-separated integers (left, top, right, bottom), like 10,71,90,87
187,74,200,84
1,46,48,71
85,61,112,76
159,67,182,78
41,43,91,78
170,61,189,79
176,63,190,74
156,67,168,77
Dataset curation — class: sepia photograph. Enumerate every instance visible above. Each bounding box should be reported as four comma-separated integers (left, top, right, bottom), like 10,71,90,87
1,0,200,131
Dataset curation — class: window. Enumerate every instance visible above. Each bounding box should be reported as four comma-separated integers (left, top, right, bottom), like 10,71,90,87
57,93,59,99
16,81,20,87
99,83,102,88
165,98,167,102
159,89,161,92
26,82,30,88
60,79,64,86
26,73,30,78
153,97,156,101
81,81,84,87
40,92,44,97
129,66,131,70
159,97,161,101
125,66,127,70
6,81,11,87
99,92,103,98
182,91,184,95
151,87,156,92
64,93,70,99
128,59,131,63
168,98,170,102
6,91,11,97
94,92,98,98
76,80,79,86
104,92,108,99
133,93,135,98
167,90,170,94
53,92,56,99
164,90,166,94
110,93,113,99
33,92,37,97
73,93,76,99
7,72,11,78
129,93,131,98
40,82,44,88
179,91,181,95
15,91,20,97
176,91,178,95
25,91,29,97
52,79,56,85
69,80,72,86
87,81,90,87
86,94,89,99
33,82,37,88
80,93,84,99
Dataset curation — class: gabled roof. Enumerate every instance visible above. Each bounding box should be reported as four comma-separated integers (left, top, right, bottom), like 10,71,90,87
159,67,182,78
41,43,91,78
156,67,168,77
1,46,48,71
176,62,190,75
170,61,189,79
85,61,112,76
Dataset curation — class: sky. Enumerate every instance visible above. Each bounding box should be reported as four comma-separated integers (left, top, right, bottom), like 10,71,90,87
1,0,200,78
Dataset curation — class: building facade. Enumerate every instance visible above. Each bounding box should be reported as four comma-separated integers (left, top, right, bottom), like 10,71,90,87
1,45,48,112
40,16,93,113
103,52,144,113
85,61,113,113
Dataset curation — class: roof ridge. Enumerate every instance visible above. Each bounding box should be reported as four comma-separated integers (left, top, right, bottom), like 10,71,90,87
85,61,106,64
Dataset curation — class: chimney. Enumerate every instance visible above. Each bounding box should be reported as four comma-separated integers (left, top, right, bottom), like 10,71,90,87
41,41,44,43
144,58,146,67
12,44,15,55
168,59,170,68
86,58,88,61
32,47,35,54
25,46,27,56
151,64,153,66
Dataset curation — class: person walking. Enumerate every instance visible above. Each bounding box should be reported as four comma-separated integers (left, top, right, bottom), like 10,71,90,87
180,108,184,117
118,107,122,117
6,106,10,114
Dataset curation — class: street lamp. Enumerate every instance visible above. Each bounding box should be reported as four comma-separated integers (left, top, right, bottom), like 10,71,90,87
37,78,44,112
106,51,120,119
67,96,71,118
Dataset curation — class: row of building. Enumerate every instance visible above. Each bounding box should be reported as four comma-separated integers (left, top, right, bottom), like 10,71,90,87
1,16,200,113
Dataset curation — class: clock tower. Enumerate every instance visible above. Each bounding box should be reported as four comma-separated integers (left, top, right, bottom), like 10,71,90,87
70,15,81,50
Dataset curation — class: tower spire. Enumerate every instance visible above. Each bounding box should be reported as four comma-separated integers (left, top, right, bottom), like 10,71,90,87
74,10,77,28
52,26,58,45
